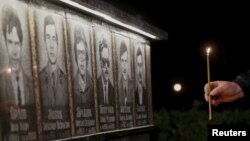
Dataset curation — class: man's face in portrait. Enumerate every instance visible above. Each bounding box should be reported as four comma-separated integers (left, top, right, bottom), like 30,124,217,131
121,51,128,81
45,24,58,65
6,26,21,71
101,47,110,83
136,54,143,85
76,41,87,76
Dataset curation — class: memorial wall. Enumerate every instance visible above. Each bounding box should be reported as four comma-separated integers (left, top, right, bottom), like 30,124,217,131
0,0,153,140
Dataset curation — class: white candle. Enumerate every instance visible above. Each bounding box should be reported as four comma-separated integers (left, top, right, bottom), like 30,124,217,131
206,47,212,120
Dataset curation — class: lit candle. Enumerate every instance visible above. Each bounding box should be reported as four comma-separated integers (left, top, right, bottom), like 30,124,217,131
206,47,212,120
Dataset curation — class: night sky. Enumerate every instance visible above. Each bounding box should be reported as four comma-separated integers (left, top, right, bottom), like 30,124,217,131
104,1,250,111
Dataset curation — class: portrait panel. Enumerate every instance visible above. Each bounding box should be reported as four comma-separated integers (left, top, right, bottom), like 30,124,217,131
0,0,37,140
133,40,148,126
34,7,70,140
94,27,116,131
67,13,96,135
114,33,133,129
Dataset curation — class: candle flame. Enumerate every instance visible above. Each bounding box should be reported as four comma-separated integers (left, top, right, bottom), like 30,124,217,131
206,47,211,54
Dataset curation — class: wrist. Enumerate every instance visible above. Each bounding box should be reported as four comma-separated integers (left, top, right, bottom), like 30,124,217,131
234,82,245,99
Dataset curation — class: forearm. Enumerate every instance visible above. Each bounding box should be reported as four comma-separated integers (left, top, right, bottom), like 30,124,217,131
233,70,250,99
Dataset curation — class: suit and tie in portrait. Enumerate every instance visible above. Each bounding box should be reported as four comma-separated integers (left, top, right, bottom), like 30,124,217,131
118,40,132,107
135,47,147,106
96,38,115,107
37,14,70,140
0,3,35,140
95,33,116,131
118,77,132,106
135,84,147,106
0,4,34,107
134,46,148,126
0,71,33,106
39,15,67,108
117,39,133,128
97,76,115,106
40,65,67,107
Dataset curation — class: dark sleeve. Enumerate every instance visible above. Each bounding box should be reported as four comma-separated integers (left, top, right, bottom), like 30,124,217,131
233,70,250,99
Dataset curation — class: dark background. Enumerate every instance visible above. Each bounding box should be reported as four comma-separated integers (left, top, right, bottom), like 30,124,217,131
103,0,250,111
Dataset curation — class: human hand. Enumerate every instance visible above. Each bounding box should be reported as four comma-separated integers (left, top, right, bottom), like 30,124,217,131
204,81,244,106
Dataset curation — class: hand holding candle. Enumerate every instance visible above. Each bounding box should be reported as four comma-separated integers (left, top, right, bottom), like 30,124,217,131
206,47,212,120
